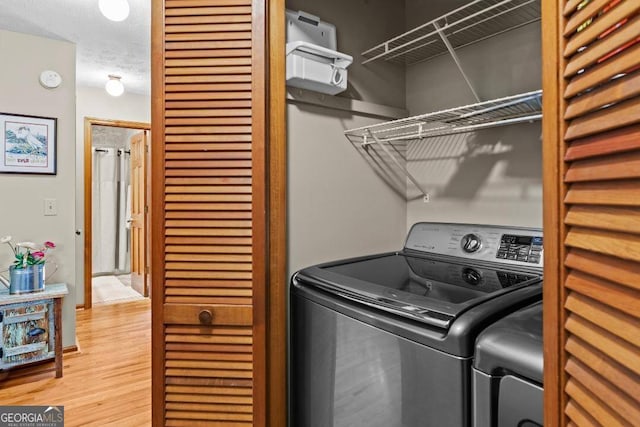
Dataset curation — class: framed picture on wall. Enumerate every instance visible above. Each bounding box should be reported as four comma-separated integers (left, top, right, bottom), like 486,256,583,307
0,112,57,175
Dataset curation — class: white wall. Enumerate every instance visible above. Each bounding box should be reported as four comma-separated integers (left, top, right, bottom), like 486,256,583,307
74,86,150,304
285,0,408,276
403,1,543,228
0,29,76,347
287,105,407,275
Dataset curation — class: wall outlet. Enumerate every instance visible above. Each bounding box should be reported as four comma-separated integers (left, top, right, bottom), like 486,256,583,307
423,194,431,203
44,198,57,216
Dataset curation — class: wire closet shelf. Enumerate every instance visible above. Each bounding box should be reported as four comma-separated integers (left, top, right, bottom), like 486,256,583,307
344,90,543,145
362,0,541,65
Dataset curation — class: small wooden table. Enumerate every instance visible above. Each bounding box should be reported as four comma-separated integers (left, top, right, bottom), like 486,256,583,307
0,283,68,378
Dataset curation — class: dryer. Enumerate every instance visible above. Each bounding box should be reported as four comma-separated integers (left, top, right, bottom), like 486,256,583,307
473,302,543,427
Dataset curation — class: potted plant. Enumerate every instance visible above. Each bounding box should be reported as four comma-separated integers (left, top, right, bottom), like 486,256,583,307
0,236,55,294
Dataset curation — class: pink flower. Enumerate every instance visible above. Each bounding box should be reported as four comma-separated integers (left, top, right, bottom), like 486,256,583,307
44,241,56,249
32,251,45,259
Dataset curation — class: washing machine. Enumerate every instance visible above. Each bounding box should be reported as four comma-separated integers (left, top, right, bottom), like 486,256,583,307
290,222,544,427
473,301,543,427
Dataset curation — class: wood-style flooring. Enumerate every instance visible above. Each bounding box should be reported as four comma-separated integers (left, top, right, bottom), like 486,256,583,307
0,300,151,426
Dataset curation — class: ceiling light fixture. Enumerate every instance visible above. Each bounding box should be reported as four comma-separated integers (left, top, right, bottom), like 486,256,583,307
105,75,125,97
98,0,130,22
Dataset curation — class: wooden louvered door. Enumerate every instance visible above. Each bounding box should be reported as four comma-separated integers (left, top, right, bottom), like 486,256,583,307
543,0,640,425
151,0,271,425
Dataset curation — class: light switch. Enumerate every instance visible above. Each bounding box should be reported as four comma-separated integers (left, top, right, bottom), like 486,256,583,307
44,198,57,216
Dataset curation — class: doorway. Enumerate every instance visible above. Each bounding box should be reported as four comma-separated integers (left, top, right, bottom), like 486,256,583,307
84,117,150,308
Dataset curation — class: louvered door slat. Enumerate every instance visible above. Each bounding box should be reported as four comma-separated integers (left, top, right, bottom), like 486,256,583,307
565,273,640,321
565,248,640,291
563,0,585,16
565,315,639,376
565,180,640,205
565,41,640,98
165,0,251,7
545,0,640,424
565,151,640,181
563,2,640,57
566,336,640,401
565,400,599,427
564,0,609,35
565,379,627,426
564,15,640,78
564,70,640,119
566,293,640,347
166,33,252,42
565,126,640,160
565,97,640,140
566,359,640,425
565,226,640,262
153,0,267,424
165,15,251,25
166,6,252,17
565,206,640,234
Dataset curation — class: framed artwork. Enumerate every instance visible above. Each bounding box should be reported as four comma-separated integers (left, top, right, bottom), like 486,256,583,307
0,112,57,175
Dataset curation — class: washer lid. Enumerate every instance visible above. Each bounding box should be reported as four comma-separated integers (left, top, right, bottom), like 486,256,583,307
299,253,541,329
474,302,543,383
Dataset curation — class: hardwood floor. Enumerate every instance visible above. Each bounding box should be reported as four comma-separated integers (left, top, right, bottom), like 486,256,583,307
0,300,151,426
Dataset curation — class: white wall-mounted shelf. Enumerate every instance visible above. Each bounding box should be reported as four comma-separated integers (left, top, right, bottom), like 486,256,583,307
362,0,541,66
345,90,542,144
344,90,542,198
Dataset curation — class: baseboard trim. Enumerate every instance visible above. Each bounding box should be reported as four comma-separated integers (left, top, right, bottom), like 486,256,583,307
63,345,78,354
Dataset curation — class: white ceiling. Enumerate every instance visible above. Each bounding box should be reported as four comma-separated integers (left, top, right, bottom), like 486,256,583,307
0,0,150,95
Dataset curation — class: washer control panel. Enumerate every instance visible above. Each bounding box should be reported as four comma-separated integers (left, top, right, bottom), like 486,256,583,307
404,222,543,269
497,234,543,264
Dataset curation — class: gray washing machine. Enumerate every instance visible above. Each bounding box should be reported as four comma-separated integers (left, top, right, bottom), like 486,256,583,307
473,302,543,427
290,223,544,427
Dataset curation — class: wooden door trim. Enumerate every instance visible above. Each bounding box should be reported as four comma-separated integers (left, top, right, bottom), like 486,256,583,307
83,117,150,310
150,0,166,423
541,0,563,425
267,0,287,425
252,0,268,424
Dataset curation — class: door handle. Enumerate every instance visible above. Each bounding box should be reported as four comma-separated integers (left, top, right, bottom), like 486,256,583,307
198,310,213,325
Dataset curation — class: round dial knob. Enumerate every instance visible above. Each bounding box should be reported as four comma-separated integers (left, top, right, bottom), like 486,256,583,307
461,233,482,253
462,267,483,286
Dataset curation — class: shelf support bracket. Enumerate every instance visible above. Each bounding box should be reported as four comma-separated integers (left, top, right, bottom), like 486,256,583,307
365,129,430,199
434,21,481,103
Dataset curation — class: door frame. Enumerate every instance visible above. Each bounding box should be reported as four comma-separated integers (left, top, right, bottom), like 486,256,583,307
83,117,151,309
267,0,287,423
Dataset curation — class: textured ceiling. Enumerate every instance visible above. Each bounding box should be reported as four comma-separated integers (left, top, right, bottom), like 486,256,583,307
92,125,139,148
0,0,150,95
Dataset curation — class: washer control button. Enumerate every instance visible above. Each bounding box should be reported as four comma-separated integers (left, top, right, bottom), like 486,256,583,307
462,267,483,286
461,233,482,253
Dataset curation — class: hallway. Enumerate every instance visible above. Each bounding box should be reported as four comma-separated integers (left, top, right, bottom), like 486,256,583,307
0,300,151,426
